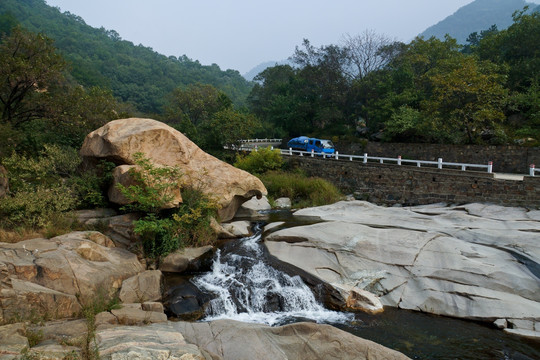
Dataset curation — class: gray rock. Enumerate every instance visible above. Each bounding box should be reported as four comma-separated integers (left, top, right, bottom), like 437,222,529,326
0,323,28,356
274,197,291,209
142,302,164,313
27,343,81,359
159,246,214,273
221,221,251,237
74,208,117,224
31,319,87,345
119,270,163,303
0,231,145,313
493,318,507,329
235,195,271,218
173,319,410,360
110,306,167,325
266,201,540,335
96,322,205,360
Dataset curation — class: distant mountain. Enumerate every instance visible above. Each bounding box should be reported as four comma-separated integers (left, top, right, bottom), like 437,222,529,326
243,60,291,81
420,0,537,43
0,0,253,114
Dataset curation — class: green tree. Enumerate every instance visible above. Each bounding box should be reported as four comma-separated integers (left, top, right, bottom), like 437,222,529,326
200,108,261,151
424,56,508,143
0,26,66,127
164,83,232,143
476,8,540,91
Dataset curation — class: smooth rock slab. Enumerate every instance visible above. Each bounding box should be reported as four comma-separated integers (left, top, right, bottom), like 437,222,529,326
173,319,410,360
96,323,205,360
95,320,411,360
266,201,540,335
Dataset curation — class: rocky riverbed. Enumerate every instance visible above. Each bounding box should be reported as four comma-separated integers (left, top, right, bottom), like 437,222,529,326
265,201,540,338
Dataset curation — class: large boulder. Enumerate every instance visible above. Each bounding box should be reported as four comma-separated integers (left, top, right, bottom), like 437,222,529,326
265,201,540,336
94,320,410,360
80,118,267,221
0,232,144,322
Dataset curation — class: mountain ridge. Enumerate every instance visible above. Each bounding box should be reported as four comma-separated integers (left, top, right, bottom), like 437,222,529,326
420,0,538,43
0,0,252,114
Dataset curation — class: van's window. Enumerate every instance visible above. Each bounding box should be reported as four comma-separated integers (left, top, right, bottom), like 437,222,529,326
315,141,321,147
321,140,334,149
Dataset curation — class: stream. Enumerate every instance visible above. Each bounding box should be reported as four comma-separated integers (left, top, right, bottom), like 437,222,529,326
165,213,540,360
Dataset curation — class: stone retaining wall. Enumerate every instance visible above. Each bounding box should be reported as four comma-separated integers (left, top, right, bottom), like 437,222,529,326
287,157,540,208
334,142,540,175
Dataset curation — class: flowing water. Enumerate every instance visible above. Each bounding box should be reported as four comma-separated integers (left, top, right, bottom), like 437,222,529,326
191,223,351,326
166,214,540,360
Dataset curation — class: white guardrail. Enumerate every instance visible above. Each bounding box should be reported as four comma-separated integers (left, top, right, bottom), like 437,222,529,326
239,138,283,143
235,144,494,173
233,139,538,175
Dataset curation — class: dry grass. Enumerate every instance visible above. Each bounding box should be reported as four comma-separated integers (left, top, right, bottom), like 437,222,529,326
0,228,45,243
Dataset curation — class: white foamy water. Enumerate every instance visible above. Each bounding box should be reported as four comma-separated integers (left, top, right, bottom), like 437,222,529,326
191,226,352,326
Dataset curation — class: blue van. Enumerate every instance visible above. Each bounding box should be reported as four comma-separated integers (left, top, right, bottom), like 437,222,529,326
287,136,335,155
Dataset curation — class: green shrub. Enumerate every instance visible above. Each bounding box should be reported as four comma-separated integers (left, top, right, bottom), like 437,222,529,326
171,187,219,248
234,147,283,175
0,145,84,230
2,144,79,192
69,160,115,208
116,152,183,214
260,170,343,208
116,153,218,259
0,183,77,229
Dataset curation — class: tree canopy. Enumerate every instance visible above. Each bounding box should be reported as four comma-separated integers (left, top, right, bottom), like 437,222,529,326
248,7,539,145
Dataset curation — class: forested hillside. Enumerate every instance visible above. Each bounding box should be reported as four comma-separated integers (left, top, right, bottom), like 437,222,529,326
0,0,252,114
249,10,540,145
420,0,537,43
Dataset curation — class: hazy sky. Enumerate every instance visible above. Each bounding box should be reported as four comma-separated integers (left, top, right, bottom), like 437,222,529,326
43,0,536,74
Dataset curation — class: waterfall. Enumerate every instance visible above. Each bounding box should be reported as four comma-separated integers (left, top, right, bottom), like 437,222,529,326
191,224,351,326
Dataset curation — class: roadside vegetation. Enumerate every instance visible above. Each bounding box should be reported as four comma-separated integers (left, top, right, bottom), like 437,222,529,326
235,148,343,208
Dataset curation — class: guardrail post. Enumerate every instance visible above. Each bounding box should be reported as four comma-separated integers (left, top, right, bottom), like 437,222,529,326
289,147,292,156
349,155,353,161
335,151,339,160
487,161,493,174
311,149,314,157
323,153,326,159
417,161,421,167
531,164,536,176
461,165,466,171
363,153,368,164
300,151,303,157
397,155,401,166
438,158,443,169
